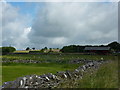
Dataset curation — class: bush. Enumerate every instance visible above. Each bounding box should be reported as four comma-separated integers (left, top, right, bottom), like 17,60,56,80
0,47,16,55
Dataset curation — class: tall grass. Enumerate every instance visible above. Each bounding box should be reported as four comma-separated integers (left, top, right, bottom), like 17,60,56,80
58,60,118,88
78,60,118,88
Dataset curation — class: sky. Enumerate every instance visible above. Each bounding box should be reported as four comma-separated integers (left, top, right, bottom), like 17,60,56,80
1,1,118,50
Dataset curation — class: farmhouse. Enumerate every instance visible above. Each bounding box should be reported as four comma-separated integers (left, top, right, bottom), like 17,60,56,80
84,47,110,54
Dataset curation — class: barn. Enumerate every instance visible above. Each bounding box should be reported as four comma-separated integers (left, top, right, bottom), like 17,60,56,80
84,47,110,55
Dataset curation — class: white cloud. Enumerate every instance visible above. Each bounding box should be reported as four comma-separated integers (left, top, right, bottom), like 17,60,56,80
2,2,118,49
0,2,2,47
29,2,118,48
2,2,31,49
6,0,119,2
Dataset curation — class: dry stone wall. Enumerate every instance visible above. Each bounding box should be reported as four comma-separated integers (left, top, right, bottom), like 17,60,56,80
2,59,106,64
2,60,109,88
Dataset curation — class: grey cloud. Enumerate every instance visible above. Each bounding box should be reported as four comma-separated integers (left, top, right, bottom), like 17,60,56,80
2,2,118,49
28,2,118,48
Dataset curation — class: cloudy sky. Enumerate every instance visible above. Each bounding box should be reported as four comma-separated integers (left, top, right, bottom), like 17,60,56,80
1,1,118,50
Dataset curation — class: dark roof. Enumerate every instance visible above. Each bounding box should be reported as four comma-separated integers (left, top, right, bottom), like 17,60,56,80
84,47,110,50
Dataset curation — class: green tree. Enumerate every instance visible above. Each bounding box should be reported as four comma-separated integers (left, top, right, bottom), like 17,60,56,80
49,48,53,52
44,47,48,50
40,48,44,53
0,46,16,55
60,45,85,53
107,41,120,52
32,47,35,50
26,47,30,50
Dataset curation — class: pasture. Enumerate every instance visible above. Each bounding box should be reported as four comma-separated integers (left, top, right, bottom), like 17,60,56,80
1,53,119,88
2,63,82,83
1,54,117,61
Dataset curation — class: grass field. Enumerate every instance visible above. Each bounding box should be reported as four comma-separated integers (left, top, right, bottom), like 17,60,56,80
14,50,30,53
2,63,82,83
13,49,60,53
1,54,119,88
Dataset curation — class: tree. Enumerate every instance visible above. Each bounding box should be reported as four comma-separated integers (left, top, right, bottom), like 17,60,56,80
60,45,85,53
32,47,35,50
107,41,120,52
0,46,16,55
26,47,30,50
44,47,48,50
49,48,52,52
40,48,44,53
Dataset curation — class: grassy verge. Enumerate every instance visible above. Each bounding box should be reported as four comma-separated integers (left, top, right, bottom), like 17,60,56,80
58,60,118,88
0,66,2,86
77,60,118,88
2,63,82,83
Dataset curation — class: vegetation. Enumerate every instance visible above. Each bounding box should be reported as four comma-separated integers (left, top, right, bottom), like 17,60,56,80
1,41,119,87
2,54,118,83
1,54,117,61
60,41,120,53
29,50,43,53
57,60,118,88
26,47,30,50
14,50,29,53
2,63,82,83
78,60,118,88
107,41,120,52
60,45,85,53
32,47,35,50
0,47,16,55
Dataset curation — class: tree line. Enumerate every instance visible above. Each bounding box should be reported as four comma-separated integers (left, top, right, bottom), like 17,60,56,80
0,41,120,55
60,41,120,53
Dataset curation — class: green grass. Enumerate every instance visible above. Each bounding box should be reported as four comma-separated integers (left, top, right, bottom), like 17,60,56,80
2,63,82,83
0,66,2,86
57,60,118,88
78,60,118,88
1,54,119,88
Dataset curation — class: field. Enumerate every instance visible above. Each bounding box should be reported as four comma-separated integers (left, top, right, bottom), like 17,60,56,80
2,63,82,83
1,53,119,88
1,54,117,61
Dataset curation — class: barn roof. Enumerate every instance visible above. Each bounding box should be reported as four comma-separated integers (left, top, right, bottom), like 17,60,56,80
84,47,110,50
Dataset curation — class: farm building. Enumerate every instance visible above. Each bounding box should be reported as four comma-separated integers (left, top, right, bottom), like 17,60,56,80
84,47,111,54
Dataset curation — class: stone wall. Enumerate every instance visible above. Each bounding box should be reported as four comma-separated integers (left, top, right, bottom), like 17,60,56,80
2,60,109,88
2,59,107,64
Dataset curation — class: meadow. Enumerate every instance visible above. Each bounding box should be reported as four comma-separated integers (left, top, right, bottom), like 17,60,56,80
2,63,82,83
1,53,119,88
